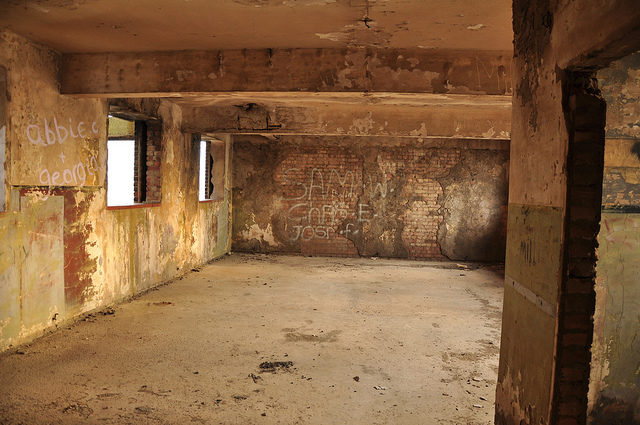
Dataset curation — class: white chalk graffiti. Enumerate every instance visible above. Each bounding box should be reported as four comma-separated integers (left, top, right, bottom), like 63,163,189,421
39,155,99,187
281,167,384,241
26,117,99,146
24,116,102,195
282,167,358,201
366,175,388,199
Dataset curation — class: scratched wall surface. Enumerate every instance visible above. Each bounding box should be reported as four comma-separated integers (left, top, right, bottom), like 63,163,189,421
0,31,231,351
232,136,508,261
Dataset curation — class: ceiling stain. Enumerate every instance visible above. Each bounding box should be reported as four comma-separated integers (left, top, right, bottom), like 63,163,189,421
467,24,487,30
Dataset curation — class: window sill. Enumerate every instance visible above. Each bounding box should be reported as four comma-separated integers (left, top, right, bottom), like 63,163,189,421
198,199,218,204
107,202,161,211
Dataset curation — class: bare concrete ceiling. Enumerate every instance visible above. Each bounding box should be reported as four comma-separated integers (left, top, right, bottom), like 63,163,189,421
0,0,512,53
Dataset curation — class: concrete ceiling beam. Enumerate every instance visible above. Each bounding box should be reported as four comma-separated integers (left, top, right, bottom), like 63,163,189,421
181,97,512,139
60,48,513,97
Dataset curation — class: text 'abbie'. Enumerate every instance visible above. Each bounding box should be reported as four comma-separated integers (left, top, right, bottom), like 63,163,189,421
26,118,99,146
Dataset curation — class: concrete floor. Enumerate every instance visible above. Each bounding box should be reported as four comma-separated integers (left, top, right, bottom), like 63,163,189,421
0,254,504,425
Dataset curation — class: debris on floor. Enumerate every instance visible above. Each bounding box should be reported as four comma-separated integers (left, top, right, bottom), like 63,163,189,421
135,406,154,414
62,402,93,418
259,361,294,372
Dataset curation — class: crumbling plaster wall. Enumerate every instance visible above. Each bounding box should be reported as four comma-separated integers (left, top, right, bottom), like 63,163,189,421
497,1,640,425
232,135,508,261
0,30,231,352
588,52,640,425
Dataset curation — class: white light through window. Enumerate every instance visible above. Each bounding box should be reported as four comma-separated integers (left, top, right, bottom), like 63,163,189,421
107,139,135,206
199,140,207,201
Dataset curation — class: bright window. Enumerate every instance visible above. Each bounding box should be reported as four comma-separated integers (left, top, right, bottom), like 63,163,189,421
199,140,208,201
107,139,135,206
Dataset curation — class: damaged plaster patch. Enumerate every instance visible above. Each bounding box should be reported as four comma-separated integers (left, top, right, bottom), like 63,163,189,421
365,54,439,90
315,32,348,42
315,22,391,48
0,317,12,344
482,127,496,138
175,70,195,82
349,112,374,134
241,219,278,247
409,123,428,137
466,24,486,31
438,149,508,261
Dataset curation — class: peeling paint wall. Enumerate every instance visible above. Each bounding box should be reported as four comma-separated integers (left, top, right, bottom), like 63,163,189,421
232,135,508,261
599,52,640,211
588,52,640,425
0,30,231,352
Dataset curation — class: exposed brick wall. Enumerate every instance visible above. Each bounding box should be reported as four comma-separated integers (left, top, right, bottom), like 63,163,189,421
133,120,162,204
133,121,146,203
382,149,460,258
275,147,362,257
552,72,606,425
233,137,508,261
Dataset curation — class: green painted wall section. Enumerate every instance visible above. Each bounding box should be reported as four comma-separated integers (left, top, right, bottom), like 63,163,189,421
0,195,66,346
497,203,564,425
505,204,564,306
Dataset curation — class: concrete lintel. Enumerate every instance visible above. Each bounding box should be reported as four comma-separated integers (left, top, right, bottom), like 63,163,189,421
182,98,512,139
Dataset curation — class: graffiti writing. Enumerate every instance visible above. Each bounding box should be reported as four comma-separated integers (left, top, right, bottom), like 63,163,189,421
23,116,102,196
283,168,357,201
281,167,384,241
39,155,99,188
26,117,99,147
